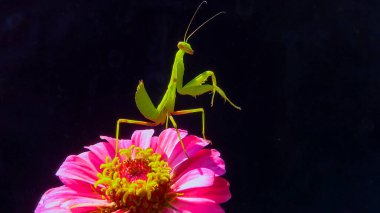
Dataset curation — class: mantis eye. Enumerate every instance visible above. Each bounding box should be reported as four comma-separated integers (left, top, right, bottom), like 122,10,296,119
177,42,194,55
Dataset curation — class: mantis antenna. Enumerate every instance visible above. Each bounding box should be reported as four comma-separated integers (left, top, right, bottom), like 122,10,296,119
185,11,226,42
183,1,208,42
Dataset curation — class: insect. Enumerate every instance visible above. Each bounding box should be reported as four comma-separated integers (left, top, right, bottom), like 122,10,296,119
115,1,241,156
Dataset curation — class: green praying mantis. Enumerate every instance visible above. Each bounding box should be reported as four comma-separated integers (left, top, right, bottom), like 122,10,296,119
115,1,241,156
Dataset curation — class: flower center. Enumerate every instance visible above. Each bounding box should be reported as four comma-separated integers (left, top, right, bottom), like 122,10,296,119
94,145,176,212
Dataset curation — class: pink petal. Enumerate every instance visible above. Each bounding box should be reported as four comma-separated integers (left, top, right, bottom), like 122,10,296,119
171,168,215,191
85,141,115,171
173,149,225,179
162,208,177,213
56,152,99,194
157,128,187,158
35,186,109,213
71,207,101,213
112,210,129,213
118,139,132,149
179,177,231,204
99,136,136,162
131,129,154,149
170,197,225,213
168,135,209,169
35,207,68,213
100,136,133,151
149,136,159,151
99,136,117,150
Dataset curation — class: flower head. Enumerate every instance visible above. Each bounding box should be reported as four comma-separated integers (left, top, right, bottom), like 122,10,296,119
36,128,231,212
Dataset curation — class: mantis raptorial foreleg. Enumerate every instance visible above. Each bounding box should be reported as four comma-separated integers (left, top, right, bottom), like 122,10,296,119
114,81,162,155
177,70,241,110
135,81,160,121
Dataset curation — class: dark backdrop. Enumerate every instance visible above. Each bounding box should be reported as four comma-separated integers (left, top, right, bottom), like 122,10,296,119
1,0,380,212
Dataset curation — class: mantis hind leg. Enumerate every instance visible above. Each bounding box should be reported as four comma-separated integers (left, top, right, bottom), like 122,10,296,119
177,70,241,110
115,119,158,155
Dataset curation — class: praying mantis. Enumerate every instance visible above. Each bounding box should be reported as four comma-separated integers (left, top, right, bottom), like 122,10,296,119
115,1,241,156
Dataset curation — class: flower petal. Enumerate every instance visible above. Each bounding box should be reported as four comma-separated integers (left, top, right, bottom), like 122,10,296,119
162,208,177,213
179,177,231,204
35,207,68,213
35,186,110,213
171,168,215,191
99,136,117,150
173,149,225,179
56,152,99,194
85,141,115,171
150,136,159,151
100,136,132,151
169,197,225,213
157,128,188,158
99,136,135,162
168,135,209,169
131,129,154,149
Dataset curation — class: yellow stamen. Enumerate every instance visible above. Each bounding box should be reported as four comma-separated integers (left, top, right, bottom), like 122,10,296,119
94,146,178,212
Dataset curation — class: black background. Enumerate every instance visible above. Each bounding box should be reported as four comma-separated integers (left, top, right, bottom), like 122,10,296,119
1,0,380,212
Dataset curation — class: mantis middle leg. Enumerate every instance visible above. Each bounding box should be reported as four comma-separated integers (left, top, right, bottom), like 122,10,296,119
177,70,241,110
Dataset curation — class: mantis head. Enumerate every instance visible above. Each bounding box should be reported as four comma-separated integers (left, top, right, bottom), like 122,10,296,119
177,42,194,55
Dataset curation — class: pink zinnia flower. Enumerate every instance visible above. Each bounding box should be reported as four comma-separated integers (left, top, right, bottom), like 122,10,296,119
36,128,231,212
